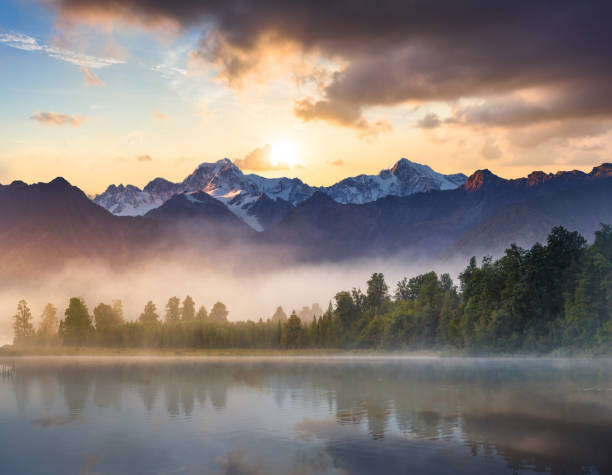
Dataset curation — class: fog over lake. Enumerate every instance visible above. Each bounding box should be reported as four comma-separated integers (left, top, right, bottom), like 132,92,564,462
1,357,611,474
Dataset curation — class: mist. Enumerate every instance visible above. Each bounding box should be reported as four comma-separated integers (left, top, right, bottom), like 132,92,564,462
0,245,469,345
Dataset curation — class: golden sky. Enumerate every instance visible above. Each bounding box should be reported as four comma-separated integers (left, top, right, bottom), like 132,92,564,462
1,1,611,194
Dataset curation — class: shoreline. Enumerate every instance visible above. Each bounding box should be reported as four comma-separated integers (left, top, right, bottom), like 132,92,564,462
0,345,608,359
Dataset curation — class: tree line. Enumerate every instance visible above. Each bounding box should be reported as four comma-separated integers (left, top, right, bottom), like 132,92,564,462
12,225,612,353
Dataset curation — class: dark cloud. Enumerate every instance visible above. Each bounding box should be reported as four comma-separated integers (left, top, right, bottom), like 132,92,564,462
46,1,612,136
30,111,83,126
294,97,391,137
506,119,611,148
417,113,441,129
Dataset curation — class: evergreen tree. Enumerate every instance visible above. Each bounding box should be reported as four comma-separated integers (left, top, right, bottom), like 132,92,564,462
139,301,160,324
366,273,389,310
334,291,355,329
38,303,58,337
13,299,34,345
195,305,208,321
271,306,287,322
181,296,196,321
165,297,181,323
59,298,93,346
93,303,122,331
112,300,124,322
284,311,303,348
210,302,229,322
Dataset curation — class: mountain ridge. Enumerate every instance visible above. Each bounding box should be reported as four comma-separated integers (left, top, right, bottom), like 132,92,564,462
2,161,612,274
93,157,468,230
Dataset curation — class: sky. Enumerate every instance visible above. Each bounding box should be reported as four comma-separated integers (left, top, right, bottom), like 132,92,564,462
1,0,611,195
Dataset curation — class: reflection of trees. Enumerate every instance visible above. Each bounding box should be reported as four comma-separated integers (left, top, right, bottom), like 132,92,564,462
8,358,612,474
92,366,123,410
13,374,31,413
37,372,57,408
58,366,93,416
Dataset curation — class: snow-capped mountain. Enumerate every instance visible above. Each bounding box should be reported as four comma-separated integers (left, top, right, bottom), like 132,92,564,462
93,158,467,230
94,159,313,231
323,158,467,204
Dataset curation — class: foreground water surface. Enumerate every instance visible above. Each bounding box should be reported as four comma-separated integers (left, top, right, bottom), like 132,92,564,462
0,357,610,474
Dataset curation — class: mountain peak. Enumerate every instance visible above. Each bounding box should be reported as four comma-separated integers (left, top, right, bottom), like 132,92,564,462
144,177,174,194
526,171,554,186
463,169,503,192
590,163,612,178
387,158,434,176
48,177,72,189
197,157,234,169
8,180,27,188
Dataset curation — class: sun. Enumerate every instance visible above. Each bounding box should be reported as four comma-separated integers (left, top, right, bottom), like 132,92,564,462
269,141,298,168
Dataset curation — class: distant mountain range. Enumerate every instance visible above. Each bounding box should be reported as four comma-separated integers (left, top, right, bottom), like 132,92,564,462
2,160,612,275
94,158,467,231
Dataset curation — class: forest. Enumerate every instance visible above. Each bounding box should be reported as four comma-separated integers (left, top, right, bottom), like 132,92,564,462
10,225,612,354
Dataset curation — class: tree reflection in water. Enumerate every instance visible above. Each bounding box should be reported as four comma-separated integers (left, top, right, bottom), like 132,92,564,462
2,357,611,474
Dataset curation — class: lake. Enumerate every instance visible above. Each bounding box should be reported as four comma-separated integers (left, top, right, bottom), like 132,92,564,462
0,357,610,474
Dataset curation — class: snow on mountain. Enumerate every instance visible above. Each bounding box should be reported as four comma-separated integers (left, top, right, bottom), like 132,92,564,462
92,184,164,216
93,157,467,230
94,158,313,230
323,158,467,204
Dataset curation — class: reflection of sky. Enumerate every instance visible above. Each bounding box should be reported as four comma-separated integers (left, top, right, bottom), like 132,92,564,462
0,358,611,474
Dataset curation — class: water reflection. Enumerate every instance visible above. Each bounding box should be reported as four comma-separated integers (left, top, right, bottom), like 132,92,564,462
0,357,611,474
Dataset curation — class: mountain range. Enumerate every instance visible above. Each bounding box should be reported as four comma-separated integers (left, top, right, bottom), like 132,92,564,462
94,158,467,231
2,159,612,275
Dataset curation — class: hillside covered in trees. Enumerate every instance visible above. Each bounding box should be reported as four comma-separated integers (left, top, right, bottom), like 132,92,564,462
10,225,612,354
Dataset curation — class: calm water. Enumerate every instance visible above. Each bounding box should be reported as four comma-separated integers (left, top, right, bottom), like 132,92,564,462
0,357,611,475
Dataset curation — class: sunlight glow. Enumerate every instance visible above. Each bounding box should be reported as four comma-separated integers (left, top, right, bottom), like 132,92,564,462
269,141,298,168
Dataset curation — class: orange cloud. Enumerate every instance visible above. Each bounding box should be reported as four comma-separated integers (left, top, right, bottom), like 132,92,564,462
80,66,105,86
234,145,291,171
294,97,391,139
152,111,167,120
30,111,84,127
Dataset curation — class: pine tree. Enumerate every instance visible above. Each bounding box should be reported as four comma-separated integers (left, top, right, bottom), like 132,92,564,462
38,303,58,337
181,296,196,321
165,297,181,323
271,306,287,323
59,298,93,346
210,302,229,323
195,305,208,321
139,301,160,324
13,300,34,345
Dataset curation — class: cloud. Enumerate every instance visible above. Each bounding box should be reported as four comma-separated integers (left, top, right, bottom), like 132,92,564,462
43,1,612,141
481,137,502,160
137,154,152,162
234,144,292,171
30,111,84,127
506,119,611,149
294,97,391,138
81,66,105,86
328,160,344,166
152,111,167,120
417,113,441,129
0,32,124,69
